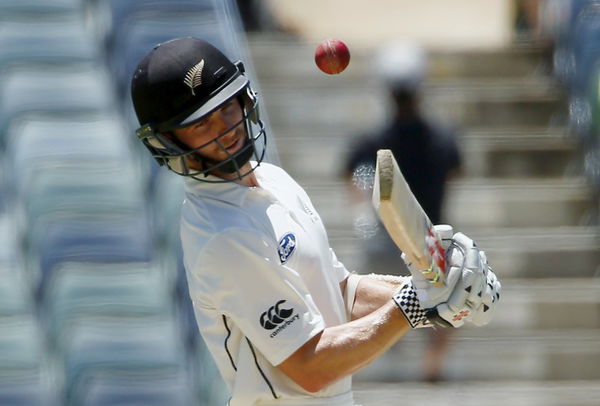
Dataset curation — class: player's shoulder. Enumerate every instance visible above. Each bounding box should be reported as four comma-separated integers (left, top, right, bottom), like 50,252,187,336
257,161,291,179
256,162,303,188
423,114,459,140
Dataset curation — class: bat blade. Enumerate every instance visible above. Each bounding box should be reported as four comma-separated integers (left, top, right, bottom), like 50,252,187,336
372,149,446,286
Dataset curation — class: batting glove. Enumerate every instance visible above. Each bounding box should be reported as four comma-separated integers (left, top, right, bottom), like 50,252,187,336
464,250,501,327
394,226,501,328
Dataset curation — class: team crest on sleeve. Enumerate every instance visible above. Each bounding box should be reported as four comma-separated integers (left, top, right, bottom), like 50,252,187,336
277,233,296,264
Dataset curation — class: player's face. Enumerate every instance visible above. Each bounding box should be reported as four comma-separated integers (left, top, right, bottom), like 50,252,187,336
173,98,246,166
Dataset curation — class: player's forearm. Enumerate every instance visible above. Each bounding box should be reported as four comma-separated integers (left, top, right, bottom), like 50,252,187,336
350,274,405,320
278,299,409,392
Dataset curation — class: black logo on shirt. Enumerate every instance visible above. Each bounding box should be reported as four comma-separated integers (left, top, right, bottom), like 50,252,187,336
260,300,299,338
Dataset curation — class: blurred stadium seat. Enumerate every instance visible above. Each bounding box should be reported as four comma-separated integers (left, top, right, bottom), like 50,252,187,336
0,0,84,18
0,69,117,151
0,265,34,317
0,375,59,406
27,214,154,300
4,114,143,199
61,317,189,404
0,315,58,405
0,19,97,69
89,0,216,50
71,369,196,406
42,262,174,350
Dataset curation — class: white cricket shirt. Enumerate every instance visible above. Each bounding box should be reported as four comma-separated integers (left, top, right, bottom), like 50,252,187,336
180,163,354,406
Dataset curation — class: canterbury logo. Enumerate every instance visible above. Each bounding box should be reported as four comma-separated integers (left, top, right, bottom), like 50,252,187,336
183,59,204,96
260,300,296,331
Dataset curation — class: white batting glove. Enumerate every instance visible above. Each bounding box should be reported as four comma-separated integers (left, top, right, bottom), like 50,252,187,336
394,226,501,328
393,225,458,328
466,251,501,326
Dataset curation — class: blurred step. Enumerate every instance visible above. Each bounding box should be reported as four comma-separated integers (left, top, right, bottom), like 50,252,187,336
446,178,594,228
493,278,600,330
0,211,18,264
468,227,600,279
428,45,550,79
277,127,579,180
261,85,379,134
302,179,594,230
247,34,548,82
460,127,580,178
354,328,600,382
353,380,600,406
262,80,564,133
326,226,599,279
425,88,564,128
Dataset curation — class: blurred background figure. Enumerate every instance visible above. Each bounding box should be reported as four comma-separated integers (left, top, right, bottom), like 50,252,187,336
514,0,544,39
343,42,462,382
235,0,292,33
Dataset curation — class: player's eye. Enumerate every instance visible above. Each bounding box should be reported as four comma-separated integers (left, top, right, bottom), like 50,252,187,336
194,119,209,129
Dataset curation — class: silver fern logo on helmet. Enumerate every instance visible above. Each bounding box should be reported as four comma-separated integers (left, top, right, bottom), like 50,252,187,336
183,60,204,96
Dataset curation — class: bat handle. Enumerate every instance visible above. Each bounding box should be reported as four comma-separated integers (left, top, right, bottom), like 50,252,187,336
421,260,445,288
425,228,446,287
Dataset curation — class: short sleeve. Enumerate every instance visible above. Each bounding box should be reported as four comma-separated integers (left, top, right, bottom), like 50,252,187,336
189,228,326,366
329,248,350,283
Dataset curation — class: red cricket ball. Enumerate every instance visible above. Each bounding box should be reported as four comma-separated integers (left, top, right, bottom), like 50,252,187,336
314,39,350,75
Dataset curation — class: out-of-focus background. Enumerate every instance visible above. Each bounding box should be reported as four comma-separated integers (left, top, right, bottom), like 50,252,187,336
0,1,598,405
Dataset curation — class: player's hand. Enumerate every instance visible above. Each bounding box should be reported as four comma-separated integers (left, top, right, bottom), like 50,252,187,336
393,225,459,328
465,250,501,327
425,231,501,328
395,226,501,328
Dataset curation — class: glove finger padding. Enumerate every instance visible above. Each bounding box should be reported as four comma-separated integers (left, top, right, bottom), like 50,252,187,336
464,246,487,307
428,232,486,328
448,268,484,312
464,268,486,308
470,268,502,326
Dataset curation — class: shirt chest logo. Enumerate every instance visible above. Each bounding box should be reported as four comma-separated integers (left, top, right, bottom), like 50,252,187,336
278,232,296,264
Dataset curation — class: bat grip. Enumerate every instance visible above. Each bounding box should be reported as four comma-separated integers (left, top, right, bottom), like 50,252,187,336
421,261,445,288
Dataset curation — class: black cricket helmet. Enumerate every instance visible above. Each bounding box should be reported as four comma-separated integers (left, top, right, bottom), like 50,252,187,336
131,37,266,182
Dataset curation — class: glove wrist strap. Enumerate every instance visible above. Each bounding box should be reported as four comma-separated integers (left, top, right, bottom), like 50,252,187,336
392,282,431,329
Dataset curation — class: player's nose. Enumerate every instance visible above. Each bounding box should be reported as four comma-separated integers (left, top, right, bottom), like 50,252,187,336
215,111,240,134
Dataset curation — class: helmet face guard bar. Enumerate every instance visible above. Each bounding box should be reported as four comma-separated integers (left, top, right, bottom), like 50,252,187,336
135,85,267,183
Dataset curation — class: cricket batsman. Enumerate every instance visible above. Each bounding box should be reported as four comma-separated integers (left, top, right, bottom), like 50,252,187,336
130,37,501,406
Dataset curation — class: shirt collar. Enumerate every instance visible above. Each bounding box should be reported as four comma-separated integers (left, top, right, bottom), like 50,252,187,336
183,164,269,207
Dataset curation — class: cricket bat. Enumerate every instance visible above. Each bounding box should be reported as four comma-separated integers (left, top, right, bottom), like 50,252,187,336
372,149,447,287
